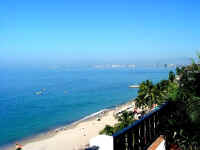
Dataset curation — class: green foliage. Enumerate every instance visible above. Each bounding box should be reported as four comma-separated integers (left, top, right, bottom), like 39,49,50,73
100,53,200,149
176,67,182,75
136,80,155,107
136,79,173,108
99,111,135,136
116,111,135,128
135,53,200,149
161,100,200,149
99,125,114,136
168,71,175,82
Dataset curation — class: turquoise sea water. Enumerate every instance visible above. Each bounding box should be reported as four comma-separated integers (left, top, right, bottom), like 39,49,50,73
0,67,172,147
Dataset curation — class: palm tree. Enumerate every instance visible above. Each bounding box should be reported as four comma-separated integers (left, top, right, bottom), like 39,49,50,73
99,125,114,136
169,71,175,82
136,80,154,107
117,111,134,127
136,80,167,107
100,111,135,135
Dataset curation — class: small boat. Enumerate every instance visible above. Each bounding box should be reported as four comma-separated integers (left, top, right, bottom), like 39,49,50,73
64,90,68,94
35,91,43,95
128,85,139,88
42,88,46,91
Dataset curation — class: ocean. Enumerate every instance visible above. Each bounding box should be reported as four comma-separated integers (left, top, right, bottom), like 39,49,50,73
0,66,172,147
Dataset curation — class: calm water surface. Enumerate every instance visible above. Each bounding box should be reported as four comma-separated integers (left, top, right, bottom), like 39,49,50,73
0,67,172,147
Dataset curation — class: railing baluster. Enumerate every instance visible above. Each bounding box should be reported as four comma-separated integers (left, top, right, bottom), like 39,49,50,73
125,133,128,150
149,116,153,140
130,130,135,150
145,118,150,146
134,126,140,150
156,112,160,136
153,114,156,138
113,102,170,150
127,130,134,150
140,122,145,149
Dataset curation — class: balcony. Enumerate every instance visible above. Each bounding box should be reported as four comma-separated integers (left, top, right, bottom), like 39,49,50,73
112,102,171,150
88,102,172,150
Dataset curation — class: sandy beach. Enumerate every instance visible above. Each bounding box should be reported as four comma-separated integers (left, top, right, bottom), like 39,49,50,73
5,100,136,150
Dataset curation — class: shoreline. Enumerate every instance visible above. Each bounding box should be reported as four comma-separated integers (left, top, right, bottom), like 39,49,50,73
2,99,136,150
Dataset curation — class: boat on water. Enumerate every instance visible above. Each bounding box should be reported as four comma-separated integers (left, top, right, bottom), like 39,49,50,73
128,85,139,88
35,91,43,95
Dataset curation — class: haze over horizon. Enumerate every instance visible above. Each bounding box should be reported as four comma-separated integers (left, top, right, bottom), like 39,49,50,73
1,0,200,67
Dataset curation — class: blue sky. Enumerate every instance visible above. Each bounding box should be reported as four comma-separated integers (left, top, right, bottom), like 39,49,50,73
1,0,200,66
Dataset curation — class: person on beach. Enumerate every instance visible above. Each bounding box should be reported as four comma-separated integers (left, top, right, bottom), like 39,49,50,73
16,143,23,150
133,108,138,114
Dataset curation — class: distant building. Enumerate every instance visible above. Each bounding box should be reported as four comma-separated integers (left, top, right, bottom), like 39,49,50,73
127,64,136,68
93,64,136,69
